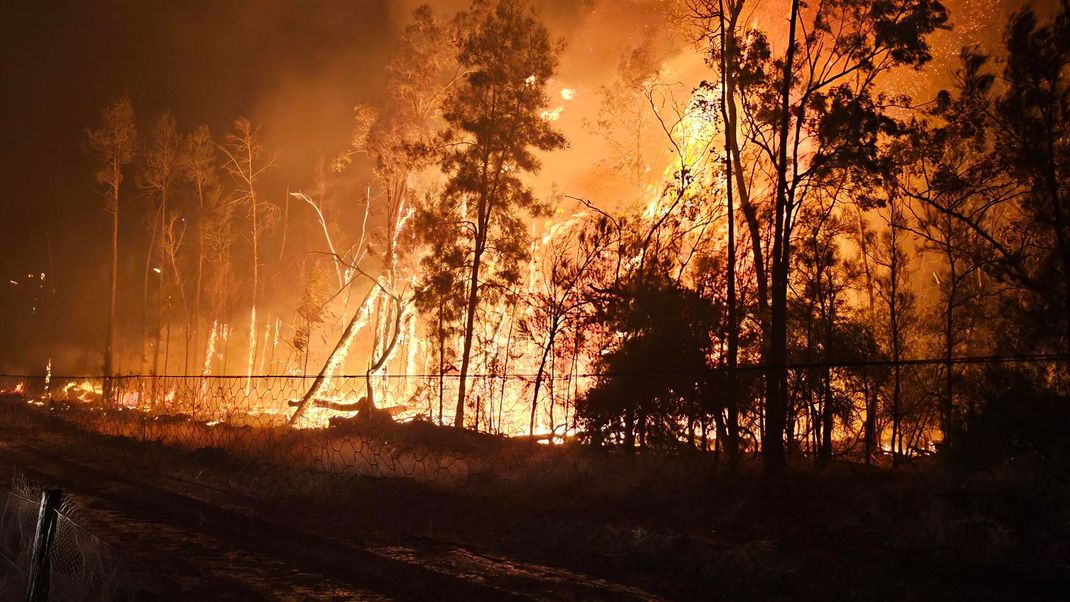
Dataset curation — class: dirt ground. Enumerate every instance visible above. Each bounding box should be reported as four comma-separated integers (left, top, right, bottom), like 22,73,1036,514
1,397,1067,601
0,411,661,600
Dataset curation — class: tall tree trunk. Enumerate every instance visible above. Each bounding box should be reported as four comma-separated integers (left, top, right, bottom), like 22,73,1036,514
455,236,484,429
943,217,956,449
246,184,259,394
890,208,903,463
719,0,741,473
529,318,557,436
819,291,834,469
864,378,876,465
438,299,446,426
192,182,205,375
497,308,517,435
142,216,158,375
764,0,800,474
104,167,120,400
855,204,878,463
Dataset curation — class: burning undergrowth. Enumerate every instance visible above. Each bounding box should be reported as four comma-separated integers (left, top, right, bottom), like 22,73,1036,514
1,379,716,495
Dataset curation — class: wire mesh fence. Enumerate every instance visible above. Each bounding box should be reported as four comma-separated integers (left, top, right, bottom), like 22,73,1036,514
0,486,34,598
0,355,1065,494
0,484,128,601
0,371,739,494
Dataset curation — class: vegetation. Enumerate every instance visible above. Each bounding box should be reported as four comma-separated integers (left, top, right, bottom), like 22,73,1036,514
62,0,1070,475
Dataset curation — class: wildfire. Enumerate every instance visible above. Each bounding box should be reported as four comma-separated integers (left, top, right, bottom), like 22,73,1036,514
61,380,104,402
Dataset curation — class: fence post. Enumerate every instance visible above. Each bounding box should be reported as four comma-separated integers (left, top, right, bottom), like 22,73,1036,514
26,489,62,602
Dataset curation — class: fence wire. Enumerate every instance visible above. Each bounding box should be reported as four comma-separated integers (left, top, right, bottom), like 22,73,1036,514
0,484,131,601
0,487,34,598
0,354,1064,493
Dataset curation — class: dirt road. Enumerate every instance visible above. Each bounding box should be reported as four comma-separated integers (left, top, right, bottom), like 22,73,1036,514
0,432,659,601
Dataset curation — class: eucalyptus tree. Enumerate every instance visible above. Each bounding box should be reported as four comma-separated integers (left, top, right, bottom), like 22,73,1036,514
221,117,276,391
290,6,463,424
140,113,182,375
182,124,219,373
86,95,136,394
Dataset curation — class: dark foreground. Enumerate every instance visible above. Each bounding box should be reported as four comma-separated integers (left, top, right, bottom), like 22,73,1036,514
0,397,1067,600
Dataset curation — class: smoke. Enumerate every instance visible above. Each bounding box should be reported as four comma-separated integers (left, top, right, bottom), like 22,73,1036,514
0,0,1034,373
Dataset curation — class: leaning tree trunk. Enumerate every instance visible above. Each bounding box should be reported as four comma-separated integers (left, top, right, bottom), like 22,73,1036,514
529,317,559,437
289,287,379,426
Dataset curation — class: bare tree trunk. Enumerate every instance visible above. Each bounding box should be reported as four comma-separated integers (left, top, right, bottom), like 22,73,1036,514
855,205,878,464
104,168,120,400
455,238,484,429
943,212,956,449
863,376,876,465
192,182,205,376
764,0,801,474
719,0,741,472
890,207,903,464
438,299,445,426
529,320,557,437
142,221,157,375
497,308,517,435
289,287,378,425
819,294,834,469
246,184,259,394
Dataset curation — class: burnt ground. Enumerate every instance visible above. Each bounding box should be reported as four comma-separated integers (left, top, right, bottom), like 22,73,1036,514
0,397,1068,601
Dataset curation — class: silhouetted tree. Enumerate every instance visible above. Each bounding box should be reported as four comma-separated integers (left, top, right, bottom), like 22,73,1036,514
578,271,720,449
874,191,917,461
684,0,948,470
440,0,566,428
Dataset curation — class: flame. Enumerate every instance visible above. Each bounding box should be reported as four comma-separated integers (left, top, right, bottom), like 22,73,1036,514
61,380,103,402
245,306,257,393
540,106,563,121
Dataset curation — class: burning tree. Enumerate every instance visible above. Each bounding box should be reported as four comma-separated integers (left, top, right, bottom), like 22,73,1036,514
57,0,1070,469
289,5,462,425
